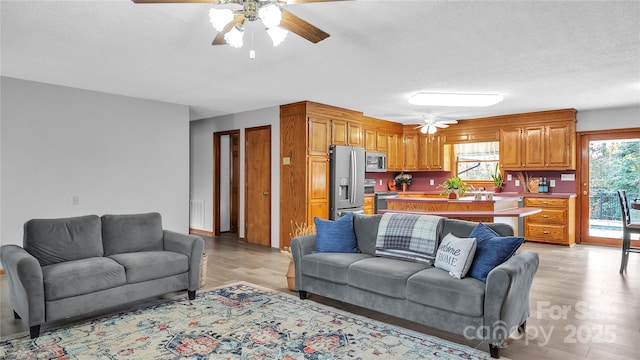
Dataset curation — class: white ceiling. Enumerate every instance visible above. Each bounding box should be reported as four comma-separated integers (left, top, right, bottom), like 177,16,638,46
2,0,639,124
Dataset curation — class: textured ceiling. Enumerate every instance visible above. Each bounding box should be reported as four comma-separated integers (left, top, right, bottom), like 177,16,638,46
2,0,639,123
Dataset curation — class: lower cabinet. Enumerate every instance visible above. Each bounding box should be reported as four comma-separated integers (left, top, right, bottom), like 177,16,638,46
364,196,375,215
524,197,575,246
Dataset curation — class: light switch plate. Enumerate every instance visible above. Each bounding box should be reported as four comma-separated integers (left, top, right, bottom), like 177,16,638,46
430,179,434,186
282,157,291,165
550,179,556,187
515,179,520,187
561,174,575,181
507,174,512,181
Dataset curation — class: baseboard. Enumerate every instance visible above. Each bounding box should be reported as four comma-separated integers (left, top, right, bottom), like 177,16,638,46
189,228,214,237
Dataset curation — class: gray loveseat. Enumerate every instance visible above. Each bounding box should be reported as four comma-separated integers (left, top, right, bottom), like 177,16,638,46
291,214,539,358
0,212,204,339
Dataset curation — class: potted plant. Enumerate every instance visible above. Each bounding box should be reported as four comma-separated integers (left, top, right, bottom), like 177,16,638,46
437,176,471,199
395,172,413,192
491,163,504,193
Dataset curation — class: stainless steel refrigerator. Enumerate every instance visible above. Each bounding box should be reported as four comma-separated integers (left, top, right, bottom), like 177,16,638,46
329,145,365,220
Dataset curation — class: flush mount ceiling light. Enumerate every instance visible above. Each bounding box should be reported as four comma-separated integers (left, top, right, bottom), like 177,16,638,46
408,92,504,107
133,0,336,50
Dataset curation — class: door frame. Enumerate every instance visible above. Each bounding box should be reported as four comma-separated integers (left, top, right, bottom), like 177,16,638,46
213,130,240,236
244,125,272,246
576,127,640,245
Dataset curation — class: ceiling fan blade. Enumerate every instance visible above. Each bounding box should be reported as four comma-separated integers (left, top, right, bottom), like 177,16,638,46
438,119,459,125
280,9,329,43
132,0,218,3
435,123,450,128
212,15,245,45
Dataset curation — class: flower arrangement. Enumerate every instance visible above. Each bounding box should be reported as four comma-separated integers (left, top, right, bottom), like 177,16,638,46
394,172,413,185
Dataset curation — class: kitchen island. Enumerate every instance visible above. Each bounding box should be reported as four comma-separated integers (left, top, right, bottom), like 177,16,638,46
383,196,541,236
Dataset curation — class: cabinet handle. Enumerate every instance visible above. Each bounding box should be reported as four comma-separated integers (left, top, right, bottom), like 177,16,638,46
543,231,550,234
543,201,549,204
543,215,549,218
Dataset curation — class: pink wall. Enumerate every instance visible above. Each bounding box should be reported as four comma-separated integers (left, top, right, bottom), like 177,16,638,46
502,170,577,194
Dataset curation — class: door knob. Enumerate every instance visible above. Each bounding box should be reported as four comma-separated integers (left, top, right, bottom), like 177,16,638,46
263,192,269,195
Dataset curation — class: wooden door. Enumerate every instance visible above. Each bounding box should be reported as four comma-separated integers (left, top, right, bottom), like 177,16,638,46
245,126,271,246
578,129,640,246
500,128,522,169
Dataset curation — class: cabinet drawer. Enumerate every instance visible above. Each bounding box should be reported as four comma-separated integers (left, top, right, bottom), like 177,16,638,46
526,209,566,225
525,197,567,208
364,197,374,206
525,224,566,242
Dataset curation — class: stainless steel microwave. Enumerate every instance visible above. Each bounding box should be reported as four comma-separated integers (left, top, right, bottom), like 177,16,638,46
365,152,386,172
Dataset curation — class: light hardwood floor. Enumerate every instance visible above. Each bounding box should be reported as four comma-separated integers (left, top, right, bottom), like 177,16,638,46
1,235,638,359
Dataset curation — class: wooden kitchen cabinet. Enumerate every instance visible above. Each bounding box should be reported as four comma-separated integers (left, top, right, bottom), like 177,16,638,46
500,122,575,170
403,132,419,171
524,196,575,246
280,101,364,248
308,117,330,156
364,196,375,214
331,119,362,147
418,133,449,170
364,128,388,152
387,132,404,171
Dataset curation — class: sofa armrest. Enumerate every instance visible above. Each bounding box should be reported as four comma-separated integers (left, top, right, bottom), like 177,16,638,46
163,231,205,291
290,234,317,291
483,250,539,345
0,245,45,326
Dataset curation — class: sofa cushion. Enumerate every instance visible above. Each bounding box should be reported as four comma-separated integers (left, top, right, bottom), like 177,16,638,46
442,219,513,239
24,215,103,266
102,212,164,256
348,257,430,298
314,213,358,253
353,214,382,256
469,235,524,282
42,257,126,300
375,213,444,264
301,253,371,284
406,268,486,317
108,251,189,284
434,233,477,279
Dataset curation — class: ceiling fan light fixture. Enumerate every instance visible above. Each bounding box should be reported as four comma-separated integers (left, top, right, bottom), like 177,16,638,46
409,92,504,107
224,25,244,48
209,8,234,32
267,26,288,46
259,4,282,29
428,125,438,134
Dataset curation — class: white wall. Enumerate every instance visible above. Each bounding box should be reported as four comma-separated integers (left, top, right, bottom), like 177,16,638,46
0,77,190,246
577,105,640,131
189,106,280,247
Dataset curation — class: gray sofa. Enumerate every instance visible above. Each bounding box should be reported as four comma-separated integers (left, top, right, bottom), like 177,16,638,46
0,212,204,339
291,214,539,359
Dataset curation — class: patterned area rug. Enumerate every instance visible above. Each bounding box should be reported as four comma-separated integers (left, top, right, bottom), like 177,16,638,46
0,282,494,359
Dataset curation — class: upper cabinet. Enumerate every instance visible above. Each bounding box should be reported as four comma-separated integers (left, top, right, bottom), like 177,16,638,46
403,131,420,171
308,117,330,155
387,132,404,171
331,119,362,147
418,133,449,171
500,121,575,170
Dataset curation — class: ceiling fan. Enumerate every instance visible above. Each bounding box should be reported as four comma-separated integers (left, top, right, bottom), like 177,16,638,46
132,0,343,48
413,115,458,134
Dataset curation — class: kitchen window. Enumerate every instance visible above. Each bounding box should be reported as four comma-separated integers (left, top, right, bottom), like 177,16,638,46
454,142,500,183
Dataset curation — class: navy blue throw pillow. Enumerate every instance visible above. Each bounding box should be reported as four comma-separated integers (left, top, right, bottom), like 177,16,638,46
469,235,524,282
314,213,358,253
469,222,500,243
